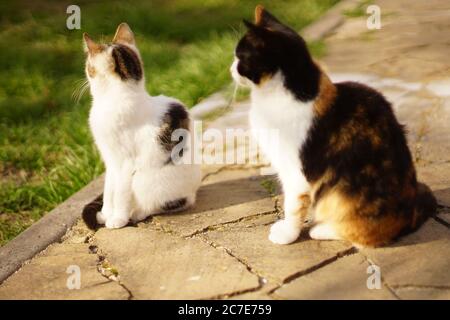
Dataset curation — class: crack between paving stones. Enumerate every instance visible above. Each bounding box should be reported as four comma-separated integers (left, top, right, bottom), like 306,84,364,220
434,205,450,228
185,197,282,298
201,165,230,181
266,246,358,298
434,216,450,228
173,189,281,238
194,235,268,299
96,253,134,300
185,209,279,238
86,238,135,300
362,256,402,300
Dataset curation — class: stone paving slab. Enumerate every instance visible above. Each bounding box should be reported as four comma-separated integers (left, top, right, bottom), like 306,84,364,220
93,226,260,299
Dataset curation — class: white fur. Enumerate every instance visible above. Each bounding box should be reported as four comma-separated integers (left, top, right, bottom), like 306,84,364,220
309,224,340,240
87,46,201,228
231,58,314,244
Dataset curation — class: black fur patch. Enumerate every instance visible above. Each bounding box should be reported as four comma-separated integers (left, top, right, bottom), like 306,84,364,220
111,44,143,81
236,15,320,101
161,198,187,212
81,194,103,230
158,102,190,162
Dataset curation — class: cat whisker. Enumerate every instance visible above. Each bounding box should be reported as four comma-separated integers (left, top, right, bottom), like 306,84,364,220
77,82,90,104
72,79,85,96
72,79,90,104
72,79,85,98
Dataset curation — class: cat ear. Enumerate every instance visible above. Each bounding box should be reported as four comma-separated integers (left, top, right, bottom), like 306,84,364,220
83,33,103,54
254,4,265,25
113,22,135,45
254,5,282,28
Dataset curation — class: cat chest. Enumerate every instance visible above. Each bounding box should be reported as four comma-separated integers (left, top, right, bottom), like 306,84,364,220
249,101,315,145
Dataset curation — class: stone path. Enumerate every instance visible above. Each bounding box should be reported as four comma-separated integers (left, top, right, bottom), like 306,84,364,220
1,0,450,299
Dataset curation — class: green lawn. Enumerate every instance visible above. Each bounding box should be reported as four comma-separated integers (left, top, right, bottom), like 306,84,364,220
0,0,338,245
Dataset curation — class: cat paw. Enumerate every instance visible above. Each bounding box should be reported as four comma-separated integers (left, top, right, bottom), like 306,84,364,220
309,223,339,240
130,211,150,223
269,219,301,245
105,216,128,229
96,211,106,224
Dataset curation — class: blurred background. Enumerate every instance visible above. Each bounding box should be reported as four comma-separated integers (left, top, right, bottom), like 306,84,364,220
0,0,337,245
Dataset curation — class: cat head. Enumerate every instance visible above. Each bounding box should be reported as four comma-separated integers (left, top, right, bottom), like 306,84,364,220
83,23,144,91
231,5,320,101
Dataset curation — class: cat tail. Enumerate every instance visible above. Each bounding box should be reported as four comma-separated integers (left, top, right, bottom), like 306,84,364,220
81,194,103,230
411,182,437,231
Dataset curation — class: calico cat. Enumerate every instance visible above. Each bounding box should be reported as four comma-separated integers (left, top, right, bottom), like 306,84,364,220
82,23,201,229
231,6,437,247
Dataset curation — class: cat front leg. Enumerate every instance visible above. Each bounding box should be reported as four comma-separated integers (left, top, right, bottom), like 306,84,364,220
105,163,134,229
269,176,310,244
98,168,114,224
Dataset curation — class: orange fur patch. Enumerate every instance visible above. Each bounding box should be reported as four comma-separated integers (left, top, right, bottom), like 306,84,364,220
258,73,273,86
313,72,337,116
327,106,382,155
337,213,408,248
87,63,96,78
310,169,334,200
255,5,265,25
298,193,311,220
313,185,410,247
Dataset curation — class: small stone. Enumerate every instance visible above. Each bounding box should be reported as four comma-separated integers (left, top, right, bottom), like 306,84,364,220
88,245,98,254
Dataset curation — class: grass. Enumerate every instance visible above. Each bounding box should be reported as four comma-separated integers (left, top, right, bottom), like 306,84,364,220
0,0,338,246
260,178,277,197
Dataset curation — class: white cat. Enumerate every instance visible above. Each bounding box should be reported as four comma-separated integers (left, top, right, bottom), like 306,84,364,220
82,23,201,229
